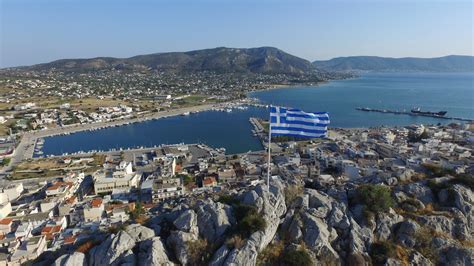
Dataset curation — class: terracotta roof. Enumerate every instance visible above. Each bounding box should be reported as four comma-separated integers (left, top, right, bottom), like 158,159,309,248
65,196,76,205
90,198,103,208
64,235,76,244
47,181,73,191
0,218,13,225
203,177,216,186
41,225,61,235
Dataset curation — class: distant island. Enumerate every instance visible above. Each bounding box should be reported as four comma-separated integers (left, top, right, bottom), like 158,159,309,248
313,55,474,72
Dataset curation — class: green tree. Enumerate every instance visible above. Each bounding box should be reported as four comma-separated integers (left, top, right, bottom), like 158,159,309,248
355,184,394,213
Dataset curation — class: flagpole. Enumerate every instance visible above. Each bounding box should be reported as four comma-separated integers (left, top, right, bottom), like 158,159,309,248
267,108,272,189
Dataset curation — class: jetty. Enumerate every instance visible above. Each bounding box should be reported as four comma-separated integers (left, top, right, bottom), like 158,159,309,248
356,107,474,122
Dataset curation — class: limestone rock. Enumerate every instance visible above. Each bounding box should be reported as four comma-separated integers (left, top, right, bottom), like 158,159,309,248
222,180,286,265
439,245,474,266
167,230,198,265
53,252,86,266
126,224,155,242
409,251,433,266
196,201,234,242
89,231,137,266
375,210,403,241
403,182,434,204
301,212,340,262
174,209,198,234
138,237,173,266
209,245,231,266
395,220,419,248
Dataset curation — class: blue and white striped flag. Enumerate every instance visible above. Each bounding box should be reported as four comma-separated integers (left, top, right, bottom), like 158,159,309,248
270,106,329,138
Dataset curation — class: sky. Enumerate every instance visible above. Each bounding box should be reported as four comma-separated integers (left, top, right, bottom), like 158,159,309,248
1,0,473,67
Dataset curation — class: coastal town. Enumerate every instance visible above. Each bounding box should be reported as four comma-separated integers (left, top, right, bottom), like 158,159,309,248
0,117,471,264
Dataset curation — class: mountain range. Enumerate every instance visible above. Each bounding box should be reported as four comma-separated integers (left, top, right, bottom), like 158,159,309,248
313,55,474,72
20,47,315,75
8,48,474,74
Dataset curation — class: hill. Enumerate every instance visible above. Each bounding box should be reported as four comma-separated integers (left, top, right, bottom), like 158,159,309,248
22,47,316,75
313,55,474,72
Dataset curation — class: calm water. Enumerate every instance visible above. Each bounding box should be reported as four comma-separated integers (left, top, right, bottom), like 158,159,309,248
251,72,474,127
41,73,473,156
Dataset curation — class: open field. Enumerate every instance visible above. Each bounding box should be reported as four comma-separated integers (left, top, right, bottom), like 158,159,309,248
9,154,105,180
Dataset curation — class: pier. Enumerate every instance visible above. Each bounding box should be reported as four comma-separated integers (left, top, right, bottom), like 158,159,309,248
356,107,474,122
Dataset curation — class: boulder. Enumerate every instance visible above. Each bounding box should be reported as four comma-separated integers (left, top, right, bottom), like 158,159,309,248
439,245,474,266
402,183,434,204
209,245,231,266
451,185,474,239
305,188,334,211
138,237,173,266
348,217,373,255
409,251,433,266
301,212,340,262
53,252,86,266
166,231,198,265
395,220,419,248
328,203,350,230
374,209,403,241
174,209,198,234
288,216,303,242
89,231,136,266
290,194,309,209
125,224,155,242
222,180,286,265
416,215,455,238
196,201,234,242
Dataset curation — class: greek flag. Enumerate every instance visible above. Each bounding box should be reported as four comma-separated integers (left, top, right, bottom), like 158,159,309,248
270,106,329,138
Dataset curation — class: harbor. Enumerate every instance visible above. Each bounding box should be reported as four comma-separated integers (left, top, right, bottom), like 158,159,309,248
355,107,474,122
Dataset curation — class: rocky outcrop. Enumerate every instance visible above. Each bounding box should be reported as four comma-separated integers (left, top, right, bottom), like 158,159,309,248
395,220,419,248
375,209,403,241
167,230,198,265
210,180,287,265
126,224,155,242
196,201,234,242
138,237,174,266
402,182,434,204
439,245,474,265
409,251,433,266
89,231,137,266
53,252,86,266
301,211,340,262
174,209,198,234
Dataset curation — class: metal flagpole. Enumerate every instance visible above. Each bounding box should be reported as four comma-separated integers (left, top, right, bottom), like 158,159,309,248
267,107,272,189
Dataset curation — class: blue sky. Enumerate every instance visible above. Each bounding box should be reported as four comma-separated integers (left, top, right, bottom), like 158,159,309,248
1,0,473,67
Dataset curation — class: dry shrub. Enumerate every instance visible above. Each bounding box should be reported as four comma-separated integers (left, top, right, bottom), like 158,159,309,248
395,245,410,266
284,184,303,206
187,238,212,266
256,241,285,265
414,227,441,263
226,235,245,250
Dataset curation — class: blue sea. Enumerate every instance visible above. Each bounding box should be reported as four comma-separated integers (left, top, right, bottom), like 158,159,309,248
41,72,473,156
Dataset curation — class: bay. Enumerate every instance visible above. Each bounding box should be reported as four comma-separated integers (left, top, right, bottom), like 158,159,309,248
41,72,473,156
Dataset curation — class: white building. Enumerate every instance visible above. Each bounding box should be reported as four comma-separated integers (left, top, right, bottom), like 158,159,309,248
94,161,140,194
0,202,12,219
0,183,24,204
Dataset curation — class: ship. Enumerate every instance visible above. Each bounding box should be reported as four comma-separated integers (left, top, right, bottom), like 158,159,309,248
411,107,447,116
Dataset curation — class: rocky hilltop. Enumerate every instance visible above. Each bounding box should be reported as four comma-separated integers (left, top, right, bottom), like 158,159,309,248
35,172,473,266
18,47,317,75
